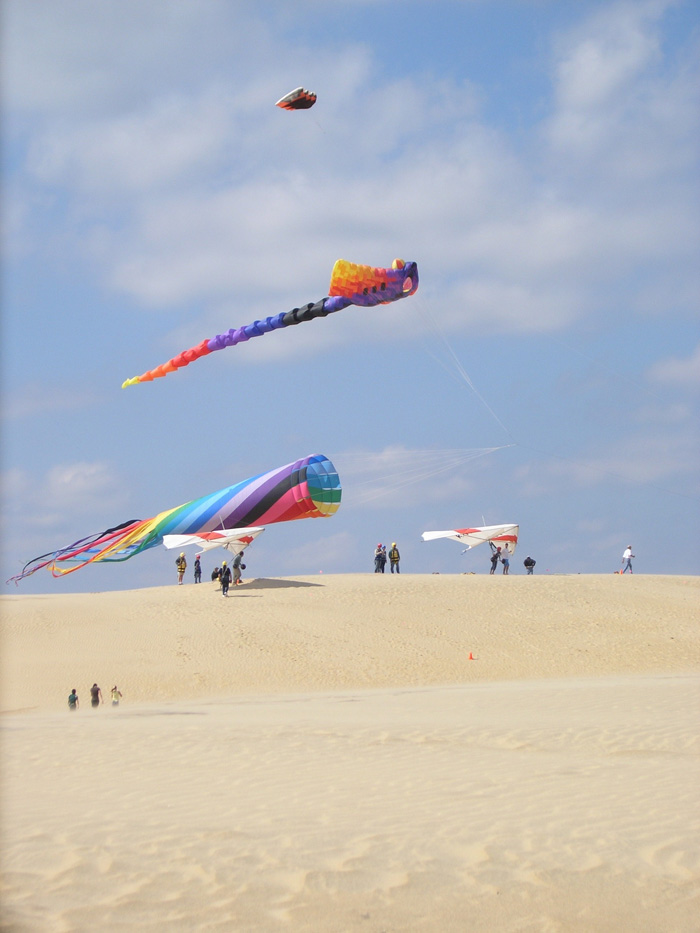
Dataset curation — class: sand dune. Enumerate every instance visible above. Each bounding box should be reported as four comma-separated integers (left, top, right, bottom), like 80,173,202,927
1,574,699,931
1,573,698,711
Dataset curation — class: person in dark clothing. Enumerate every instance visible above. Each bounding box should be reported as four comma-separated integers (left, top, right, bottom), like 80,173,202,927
489,543,501,575
194,555,202,583
90,683,102,707
523,556,536,574
220,561,232,596
68,689,79,711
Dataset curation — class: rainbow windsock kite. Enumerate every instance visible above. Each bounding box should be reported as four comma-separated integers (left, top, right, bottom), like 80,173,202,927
9,454,341,583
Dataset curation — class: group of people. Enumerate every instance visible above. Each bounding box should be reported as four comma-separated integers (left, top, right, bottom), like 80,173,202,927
489,543,537,575
210,552,246,595
489,542,514,574
68,683,122,711
176,552,203,584
373,542,400,573
178,551,247,592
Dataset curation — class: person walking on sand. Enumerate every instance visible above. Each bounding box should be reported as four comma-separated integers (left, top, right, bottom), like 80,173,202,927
389,542,400,573
194,554,202,584
68,688,79,711
90,683,103,708
110,685,123,706
489,542,501,574
621,545,635,574
176,552,187,584
220,560,232,596
523,556,536,574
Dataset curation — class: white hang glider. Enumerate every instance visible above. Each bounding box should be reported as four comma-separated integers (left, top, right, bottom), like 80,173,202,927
162,527,265,554
422,524,519,554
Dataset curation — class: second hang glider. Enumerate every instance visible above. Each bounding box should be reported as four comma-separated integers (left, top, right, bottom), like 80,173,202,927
122,258,418,388
422,524,519,554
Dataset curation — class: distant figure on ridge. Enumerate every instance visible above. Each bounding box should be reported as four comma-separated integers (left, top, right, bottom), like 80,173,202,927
68,688,79,711
194,554,202,584
389,542,401,574
111,685,123,706
374,544,383,573
211,566,221,587
90,683,103,708
621,545,635,574
176,552,187,584
523,556,536,574
489,543,501,575
379,545,387,573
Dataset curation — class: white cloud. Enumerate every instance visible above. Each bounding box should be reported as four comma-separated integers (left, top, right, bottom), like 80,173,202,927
1,382,95,421
648,343,700,387
5,0,697,345
2,461,126,528
513,424,699,496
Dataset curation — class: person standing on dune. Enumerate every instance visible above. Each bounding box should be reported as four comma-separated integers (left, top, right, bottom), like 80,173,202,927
389,542,400,573
176,552,187,584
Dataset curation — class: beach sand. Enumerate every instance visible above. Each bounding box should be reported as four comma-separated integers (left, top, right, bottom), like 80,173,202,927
1,574,699,931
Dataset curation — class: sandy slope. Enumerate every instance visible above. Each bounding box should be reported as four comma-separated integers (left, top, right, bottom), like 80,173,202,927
1,573,698,711
1,574,698,932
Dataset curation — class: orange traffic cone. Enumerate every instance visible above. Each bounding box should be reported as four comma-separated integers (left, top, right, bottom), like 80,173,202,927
468,652,475,660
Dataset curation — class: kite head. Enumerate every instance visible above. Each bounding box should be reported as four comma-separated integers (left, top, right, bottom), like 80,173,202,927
329,258,418,307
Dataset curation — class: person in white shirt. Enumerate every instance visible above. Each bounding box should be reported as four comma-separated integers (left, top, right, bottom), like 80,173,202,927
621,545,635,574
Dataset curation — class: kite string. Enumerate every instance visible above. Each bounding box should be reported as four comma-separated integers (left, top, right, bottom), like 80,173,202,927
410,296,699,502
340,446,512,505
412,296,516,442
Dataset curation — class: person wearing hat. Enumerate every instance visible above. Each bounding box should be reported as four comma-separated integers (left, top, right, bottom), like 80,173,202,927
193,554,202,584
621,545,635,574
220,560,232,596
176,552,187,585
374,543,383,573
389,542,401,574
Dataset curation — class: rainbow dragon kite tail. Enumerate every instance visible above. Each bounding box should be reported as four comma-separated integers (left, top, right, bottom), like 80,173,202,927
122,258,418,387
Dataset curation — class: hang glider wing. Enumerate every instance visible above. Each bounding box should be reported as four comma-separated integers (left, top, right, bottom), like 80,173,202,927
422,524,519,553
163,527,265,553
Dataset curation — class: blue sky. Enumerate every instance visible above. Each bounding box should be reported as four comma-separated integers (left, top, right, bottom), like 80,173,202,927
2,0,699,592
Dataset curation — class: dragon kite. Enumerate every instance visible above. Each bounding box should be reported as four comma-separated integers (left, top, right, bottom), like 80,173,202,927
122,258,418,388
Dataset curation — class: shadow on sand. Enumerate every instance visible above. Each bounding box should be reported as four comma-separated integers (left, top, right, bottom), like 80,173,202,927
239,577,323,591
